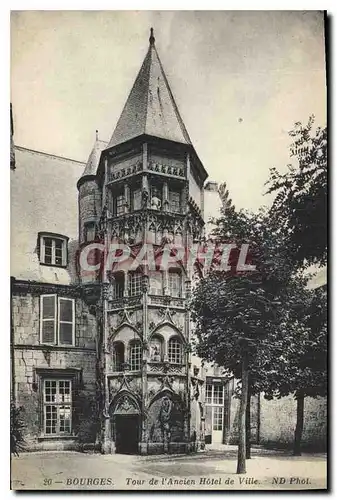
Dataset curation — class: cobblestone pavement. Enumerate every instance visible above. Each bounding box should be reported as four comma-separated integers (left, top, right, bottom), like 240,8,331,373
11,447,327,491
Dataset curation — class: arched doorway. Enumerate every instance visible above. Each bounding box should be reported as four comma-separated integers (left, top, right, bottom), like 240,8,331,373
111,394,140,454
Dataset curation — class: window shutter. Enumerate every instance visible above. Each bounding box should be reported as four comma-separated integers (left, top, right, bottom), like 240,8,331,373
41,295,56,344
58,298,74,345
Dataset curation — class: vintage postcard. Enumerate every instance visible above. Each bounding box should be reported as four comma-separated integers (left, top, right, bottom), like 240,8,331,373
10,10,327,491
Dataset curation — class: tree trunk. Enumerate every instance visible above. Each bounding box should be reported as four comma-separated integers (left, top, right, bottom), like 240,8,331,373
245,385,251,459
293,392,304,456
237,353,249,474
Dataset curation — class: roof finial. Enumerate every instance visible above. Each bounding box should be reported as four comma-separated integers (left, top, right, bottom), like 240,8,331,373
149,27,155,46
95,129,99,141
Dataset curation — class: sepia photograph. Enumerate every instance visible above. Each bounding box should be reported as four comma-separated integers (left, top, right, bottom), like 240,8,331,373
10,10,327,491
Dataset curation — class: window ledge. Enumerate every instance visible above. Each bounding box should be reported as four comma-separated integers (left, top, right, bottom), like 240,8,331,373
37,435,77,441
39,262,68,269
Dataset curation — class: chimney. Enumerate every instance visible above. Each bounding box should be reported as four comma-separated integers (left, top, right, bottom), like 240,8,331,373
203,181,222,236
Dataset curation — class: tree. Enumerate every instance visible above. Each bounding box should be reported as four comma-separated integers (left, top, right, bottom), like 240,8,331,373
192,272,281,473
266,116,327,268
263,281,327,456
192,207,292,473
11,401,26,456
192,202,327,468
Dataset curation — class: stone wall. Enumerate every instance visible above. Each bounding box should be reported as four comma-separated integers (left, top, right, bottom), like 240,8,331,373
227,395,260,445
12,293,97,349
260,395,327,451
12,291,98,450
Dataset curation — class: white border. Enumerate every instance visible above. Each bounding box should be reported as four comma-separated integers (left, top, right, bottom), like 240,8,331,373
3,4,334,499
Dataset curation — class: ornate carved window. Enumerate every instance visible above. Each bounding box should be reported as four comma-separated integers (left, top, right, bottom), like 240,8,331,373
168,337,182,364
129,340,142,371
129,272,142,296
112,272,125,298
40,295,75,346
115,192,125,216
169,189,181,213
38,232,68,267
149,271,163,295
112,341,124,372
168,271,182,298
132,188,142,211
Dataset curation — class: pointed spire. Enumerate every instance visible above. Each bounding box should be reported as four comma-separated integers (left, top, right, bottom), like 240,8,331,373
77,132,108,187
106,31,192,149
149,27,155,46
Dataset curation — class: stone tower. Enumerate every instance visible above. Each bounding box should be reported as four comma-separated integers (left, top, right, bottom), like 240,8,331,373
78,29,208,454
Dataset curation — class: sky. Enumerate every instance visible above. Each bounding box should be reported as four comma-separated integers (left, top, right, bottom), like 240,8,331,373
10,10,326,211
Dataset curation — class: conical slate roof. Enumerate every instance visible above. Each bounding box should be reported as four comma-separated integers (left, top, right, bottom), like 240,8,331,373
79,135,108,180
107,29,192,149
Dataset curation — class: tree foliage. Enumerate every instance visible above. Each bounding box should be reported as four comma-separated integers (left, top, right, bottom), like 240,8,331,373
191,197,327,460
11,401,26,456
265,116,327,268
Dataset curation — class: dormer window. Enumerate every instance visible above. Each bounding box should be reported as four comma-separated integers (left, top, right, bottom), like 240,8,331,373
39,233,68,267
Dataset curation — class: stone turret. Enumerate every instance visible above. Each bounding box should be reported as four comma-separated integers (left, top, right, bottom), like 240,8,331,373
77,133,107,245
95,29,208,455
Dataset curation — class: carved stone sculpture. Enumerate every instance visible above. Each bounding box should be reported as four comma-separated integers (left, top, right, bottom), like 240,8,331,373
159,396,172,452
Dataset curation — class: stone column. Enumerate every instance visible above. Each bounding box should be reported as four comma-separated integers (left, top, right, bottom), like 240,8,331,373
101,156,112,454
163,181,169,212
200,184,205,221
142,142,148,170
163,270,168,297
139,274,149,455
124,271,129,297
124,184,130,213
185,279,192,452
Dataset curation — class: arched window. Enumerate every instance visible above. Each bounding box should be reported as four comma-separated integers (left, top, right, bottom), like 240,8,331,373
112,342,124,372
149,336,163,362
168,337,182,364
129,340,142,371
